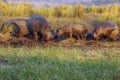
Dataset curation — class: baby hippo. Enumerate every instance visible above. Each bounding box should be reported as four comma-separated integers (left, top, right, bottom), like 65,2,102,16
86,21,119,41
55,24,88,40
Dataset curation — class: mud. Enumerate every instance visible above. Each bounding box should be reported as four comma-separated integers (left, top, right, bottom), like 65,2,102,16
0,36,120,48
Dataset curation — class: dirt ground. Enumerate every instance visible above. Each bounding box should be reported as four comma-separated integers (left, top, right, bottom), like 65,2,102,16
0,36,120,49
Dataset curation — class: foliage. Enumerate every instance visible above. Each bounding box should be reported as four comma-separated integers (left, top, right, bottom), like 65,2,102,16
0,2,120,29
0,47,120,80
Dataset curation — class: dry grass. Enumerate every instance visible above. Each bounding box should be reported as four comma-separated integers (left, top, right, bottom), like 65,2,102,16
0,2,120,29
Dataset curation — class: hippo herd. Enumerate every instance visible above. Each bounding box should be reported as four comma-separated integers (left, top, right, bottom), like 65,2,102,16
0,15,119,42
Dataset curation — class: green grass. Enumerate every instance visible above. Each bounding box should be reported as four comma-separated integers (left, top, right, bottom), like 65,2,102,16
0,46,120,80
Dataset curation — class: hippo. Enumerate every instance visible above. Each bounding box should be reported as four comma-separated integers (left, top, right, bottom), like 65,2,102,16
0,18,33,39
86,21,119,41
27,15,54,41
55,24,88,40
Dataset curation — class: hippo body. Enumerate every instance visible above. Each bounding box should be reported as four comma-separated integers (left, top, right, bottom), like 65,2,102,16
0,18,32,38
93,21,119,40
55,24,88,40
27,15,54,41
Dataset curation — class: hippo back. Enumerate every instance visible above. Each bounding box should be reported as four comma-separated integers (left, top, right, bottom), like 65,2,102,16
93,21,117,33
93,21,119,40
27,15,51,33
27,15,54,41
0,18,30,37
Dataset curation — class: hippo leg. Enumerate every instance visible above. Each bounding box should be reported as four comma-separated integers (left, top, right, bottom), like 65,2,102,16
24,33,34,39
80,34,85,40
70,33,73,39
34,31,38,41
94,34,99,43
38,32,43,41
65,33,70,39
108,37,115,42
74,35,80,40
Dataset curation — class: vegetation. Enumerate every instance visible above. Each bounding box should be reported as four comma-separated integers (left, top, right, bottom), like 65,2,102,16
0,1,120,80
0,2,120,29
0,47,120,80
0,2,120,18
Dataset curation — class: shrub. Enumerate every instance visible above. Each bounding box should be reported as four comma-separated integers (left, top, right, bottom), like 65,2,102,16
90,5,99,13
0,2,120,20
73,4,85,18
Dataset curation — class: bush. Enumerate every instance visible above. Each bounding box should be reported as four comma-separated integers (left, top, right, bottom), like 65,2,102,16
73,5,85,18
0,2,120,20
90,5,99,13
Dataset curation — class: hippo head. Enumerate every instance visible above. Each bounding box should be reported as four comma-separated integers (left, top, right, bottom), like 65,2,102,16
54,28,64,39
86,32,94,40
40,25,54,41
